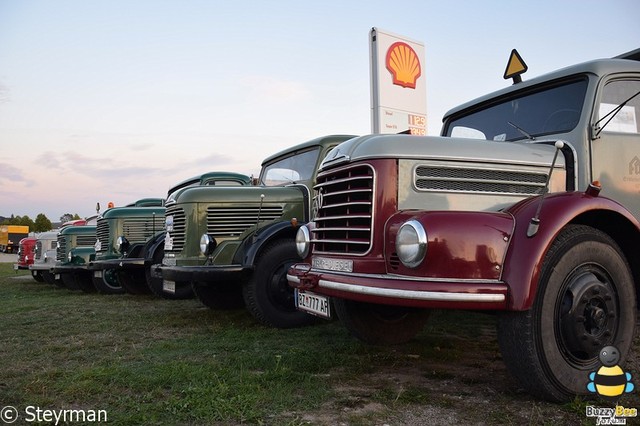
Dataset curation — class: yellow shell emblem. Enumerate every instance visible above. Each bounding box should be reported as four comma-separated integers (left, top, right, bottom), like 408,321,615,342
385,42,421,89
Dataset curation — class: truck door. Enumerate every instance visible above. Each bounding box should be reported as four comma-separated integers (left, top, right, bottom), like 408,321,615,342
591,78,640,220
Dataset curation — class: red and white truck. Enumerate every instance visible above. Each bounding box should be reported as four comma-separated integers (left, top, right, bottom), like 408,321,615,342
289,49,640,401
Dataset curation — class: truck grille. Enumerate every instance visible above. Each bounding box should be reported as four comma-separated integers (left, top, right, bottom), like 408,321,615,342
96,218,110,254
56,235,97,261
414,165,547,195
123,216,162,241
206,206,284,237
165,206,186,253
35,241,43,260
312,164,374,255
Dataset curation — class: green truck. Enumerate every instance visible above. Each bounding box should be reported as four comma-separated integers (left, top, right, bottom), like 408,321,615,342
88,173,251,298
51,218,98,291
156,135,355,327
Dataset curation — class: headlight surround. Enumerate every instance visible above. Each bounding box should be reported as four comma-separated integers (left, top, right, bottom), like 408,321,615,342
395,220,428,268
115,236,130,254
200,234,217,256
295,225,311,258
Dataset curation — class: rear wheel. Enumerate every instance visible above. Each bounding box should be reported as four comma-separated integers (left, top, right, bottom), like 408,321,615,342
497,225,636,402
193,281,244,310
117,270,151,294
334,298,431,345
31,271,45,282
76,271,96,293
42,271,63,287
61,273,81,290
243,240,315,328
92,269,125,294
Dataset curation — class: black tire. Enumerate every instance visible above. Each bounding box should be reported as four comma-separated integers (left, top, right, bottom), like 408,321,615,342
42,271,63,287
92,269,125,294
243,240,316,328
334,298,431,345
117,270,151,295
76,271,96,293
497,225,636,402
193,281,244,310
32,271,45,282
146,247,193,299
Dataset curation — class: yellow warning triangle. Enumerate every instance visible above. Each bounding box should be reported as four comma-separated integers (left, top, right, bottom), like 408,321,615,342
503,49,528,81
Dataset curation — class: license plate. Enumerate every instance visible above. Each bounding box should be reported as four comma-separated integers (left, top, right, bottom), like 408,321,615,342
13,264,18,270
55,274,60,280
163,280,175,293
295,289,330,319
94,270,103,278
312,256,353,272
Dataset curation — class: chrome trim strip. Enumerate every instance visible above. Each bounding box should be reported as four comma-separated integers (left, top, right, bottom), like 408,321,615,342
287,274,505,303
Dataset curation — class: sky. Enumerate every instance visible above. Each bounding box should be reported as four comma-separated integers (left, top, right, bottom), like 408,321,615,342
0,0,638,221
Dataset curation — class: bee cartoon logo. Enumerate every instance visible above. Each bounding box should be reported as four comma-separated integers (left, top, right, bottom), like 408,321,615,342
587,345,635,397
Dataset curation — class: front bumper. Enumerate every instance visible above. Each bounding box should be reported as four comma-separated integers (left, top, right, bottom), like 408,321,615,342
51,264,90,275
287,263,508,310
157,264,252,285
88,257,146,271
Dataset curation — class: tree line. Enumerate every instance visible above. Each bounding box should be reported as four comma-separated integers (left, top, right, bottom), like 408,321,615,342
0,213,82,233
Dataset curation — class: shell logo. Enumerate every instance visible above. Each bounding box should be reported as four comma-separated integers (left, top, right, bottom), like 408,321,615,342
385,42,421,89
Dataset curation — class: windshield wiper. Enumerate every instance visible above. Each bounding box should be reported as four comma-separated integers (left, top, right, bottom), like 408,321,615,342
593,89,640,138
507,121,536,141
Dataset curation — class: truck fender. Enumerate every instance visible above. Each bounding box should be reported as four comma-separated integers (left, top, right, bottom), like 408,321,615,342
502,191,640,311
143,231,166,262
238,221,301,267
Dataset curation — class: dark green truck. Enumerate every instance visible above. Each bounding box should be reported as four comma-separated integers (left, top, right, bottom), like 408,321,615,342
156,135,355,327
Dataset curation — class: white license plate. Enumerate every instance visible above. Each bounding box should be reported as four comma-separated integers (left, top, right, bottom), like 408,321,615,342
94,270,103,278
55,274,60,280
295,289,330,319
13,264,18,270
163,280,175,293
312,256,353,272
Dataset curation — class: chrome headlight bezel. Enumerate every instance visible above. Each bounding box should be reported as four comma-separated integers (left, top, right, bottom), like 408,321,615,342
295,225,311,258
395,220,428,268
115,236,130,254
199,234,217,256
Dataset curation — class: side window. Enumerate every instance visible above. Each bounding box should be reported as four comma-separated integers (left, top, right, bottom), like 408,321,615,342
598,80,640,134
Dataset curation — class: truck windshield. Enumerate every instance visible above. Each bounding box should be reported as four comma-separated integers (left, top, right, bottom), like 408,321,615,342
445,78,588,142
260,147,320,186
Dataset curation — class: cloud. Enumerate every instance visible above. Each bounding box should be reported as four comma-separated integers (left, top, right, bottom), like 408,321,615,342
0,162,30,184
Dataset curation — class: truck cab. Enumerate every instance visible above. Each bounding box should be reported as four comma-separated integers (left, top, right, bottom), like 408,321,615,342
157,135,355,328
289,51,640,401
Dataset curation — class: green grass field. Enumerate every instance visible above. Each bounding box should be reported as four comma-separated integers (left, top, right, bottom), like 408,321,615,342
1,264,637,425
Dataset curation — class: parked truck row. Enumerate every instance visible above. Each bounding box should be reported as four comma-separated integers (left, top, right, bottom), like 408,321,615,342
12,49,640,402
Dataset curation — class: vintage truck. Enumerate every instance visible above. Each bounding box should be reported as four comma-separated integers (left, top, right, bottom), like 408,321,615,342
156,135,355,327
288,50,640,401
89,198,165,295
14,236,38,278
89,173,251,298
51,217,98,292
29,219,86,285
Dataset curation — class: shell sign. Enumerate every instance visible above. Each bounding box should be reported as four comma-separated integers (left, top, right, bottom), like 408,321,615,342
386,42,421,89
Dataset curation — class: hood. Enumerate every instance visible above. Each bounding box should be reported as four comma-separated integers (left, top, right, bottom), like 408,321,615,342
172,185,307,205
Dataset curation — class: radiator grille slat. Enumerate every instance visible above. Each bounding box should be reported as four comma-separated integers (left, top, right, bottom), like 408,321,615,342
312,165,374,255
206,206,283,237
165,206,186,253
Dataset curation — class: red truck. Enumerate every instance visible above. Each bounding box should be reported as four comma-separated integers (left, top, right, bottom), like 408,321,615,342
289,49,640,401
14,236,39,280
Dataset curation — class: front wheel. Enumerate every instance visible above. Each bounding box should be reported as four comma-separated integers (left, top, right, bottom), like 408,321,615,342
92,269,125,294
334,298,431,345
117,270,152,294
32,271,45,282
497,225,636,402
243,240,315,328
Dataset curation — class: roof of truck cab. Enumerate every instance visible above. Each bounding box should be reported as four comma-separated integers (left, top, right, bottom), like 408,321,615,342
167,171,252,194
443,57,640,124
260,135,357,166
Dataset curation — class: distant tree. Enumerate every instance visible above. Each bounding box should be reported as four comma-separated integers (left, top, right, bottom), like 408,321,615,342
34,214,53,232
18,215,35,229
72,213,82,220
60,213,74,223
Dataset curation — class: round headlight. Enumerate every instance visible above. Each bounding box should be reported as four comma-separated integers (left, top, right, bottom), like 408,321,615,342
115,236,130,254
295,225,311,258
395,220,427,268
200,234,217,256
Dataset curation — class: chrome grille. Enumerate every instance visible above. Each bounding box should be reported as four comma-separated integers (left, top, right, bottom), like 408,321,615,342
76,235,97,247
206,206,284,237
35,241,43,260
312,164,374,254
165,206,186,253
96,218,110,254
56,235,66,261
414,165,547,195
123,216,162,242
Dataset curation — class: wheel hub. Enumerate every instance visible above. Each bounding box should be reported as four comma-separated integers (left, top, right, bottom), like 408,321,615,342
559,270,617,362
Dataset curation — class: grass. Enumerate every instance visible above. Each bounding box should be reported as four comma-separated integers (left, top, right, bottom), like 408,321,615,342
1,263,638,425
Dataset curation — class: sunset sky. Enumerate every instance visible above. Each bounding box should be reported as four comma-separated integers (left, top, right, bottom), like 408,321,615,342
1,0,638,221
